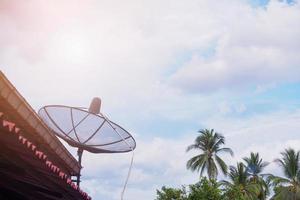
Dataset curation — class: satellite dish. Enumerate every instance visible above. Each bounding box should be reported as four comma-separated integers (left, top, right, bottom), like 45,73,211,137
38,97,136,187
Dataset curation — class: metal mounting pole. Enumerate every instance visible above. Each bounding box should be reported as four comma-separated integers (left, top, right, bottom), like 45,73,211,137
77,148,83,186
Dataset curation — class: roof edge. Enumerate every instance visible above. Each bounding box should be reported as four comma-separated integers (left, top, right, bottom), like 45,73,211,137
0,70,81,174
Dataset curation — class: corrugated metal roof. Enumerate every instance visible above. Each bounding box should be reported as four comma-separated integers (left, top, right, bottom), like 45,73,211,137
0,70,81,175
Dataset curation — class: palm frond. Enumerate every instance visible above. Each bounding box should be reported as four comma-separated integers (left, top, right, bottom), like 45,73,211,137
216,147,234,156
186,144,199,152
215,155,228,176
267,174,291,187
186,128,232,180
186,154,206,172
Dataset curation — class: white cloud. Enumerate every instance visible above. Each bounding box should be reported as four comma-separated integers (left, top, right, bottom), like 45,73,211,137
169,0,300,92
1,0,300,200
0,0,299,123
66,109,300,200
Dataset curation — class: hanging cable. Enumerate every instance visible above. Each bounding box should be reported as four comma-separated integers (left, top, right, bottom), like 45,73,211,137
120,150,134,200
100,113,135,200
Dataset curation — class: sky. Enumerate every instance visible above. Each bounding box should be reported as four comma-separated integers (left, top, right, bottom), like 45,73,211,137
0,0,300,199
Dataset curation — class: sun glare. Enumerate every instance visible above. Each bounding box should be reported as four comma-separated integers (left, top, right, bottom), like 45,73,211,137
53,30,92,64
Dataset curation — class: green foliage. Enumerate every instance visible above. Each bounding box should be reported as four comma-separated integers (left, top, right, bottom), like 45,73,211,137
156,130,300,200
221,162,260,200
222,186,246,200
243,152,269,176
186,129,233,180
269,148,300,200
272,185,300,200
156,178,222,200
155,186,187,200
243,152,269,200
187,177,222,200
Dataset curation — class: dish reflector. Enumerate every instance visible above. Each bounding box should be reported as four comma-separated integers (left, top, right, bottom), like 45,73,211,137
38,105,136,153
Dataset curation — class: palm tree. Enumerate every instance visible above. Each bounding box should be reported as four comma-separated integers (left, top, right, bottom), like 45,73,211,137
186,129,233,180
269,148,300,200
221,162,260,200
243,152,269,200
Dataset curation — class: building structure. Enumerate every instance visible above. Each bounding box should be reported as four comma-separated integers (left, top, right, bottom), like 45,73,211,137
0,71,91,200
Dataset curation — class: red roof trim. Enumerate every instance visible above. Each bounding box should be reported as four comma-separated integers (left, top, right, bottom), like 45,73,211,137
0,111,92,200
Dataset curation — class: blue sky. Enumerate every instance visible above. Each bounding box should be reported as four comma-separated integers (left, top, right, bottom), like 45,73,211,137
249,0,295,7
1,0,300,199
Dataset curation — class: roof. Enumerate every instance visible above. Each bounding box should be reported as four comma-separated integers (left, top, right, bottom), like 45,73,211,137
0,71,91,199
0,113,90,200
0,71,80,175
